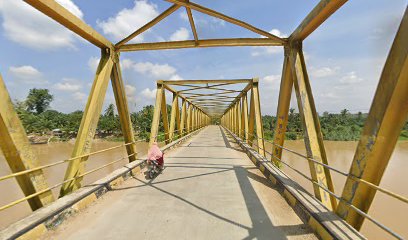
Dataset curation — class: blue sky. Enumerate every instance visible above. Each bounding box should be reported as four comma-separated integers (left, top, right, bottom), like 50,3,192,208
0,0,406,115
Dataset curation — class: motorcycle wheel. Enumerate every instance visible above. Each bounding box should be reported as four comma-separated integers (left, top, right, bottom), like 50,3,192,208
149,170,155,179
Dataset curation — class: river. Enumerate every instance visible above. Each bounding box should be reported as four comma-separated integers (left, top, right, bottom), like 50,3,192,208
0,140,407,239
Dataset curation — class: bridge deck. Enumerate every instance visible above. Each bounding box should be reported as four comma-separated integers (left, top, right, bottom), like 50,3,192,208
47,126,317,239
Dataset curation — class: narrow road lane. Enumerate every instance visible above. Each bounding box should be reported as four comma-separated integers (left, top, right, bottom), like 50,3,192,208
48,126,317,240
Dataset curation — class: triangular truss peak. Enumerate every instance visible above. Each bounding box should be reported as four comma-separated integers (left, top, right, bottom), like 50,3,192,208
114,0,286,51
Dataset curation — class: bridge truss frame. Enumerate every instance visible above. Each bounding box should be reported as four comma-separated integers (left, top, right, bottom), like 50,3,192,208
0,0,406,236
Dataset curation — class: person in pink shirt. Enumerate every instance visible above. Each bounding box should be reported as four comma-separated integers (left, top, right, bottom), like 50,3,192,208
147,142,164,169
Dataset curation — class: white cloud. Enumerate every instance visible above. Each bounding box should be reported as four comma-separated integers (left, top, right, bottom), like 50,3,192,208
262,74,280,89
97,0,159,42
310,66,339,78
141,88,156,100
121,58,178,79
125,84,136,96
169,27,190,41
179,11,189,21
88,57,100,72
54,78,81,92
9,65,41,77
169,74,183,81
73,92,86,101
0,0,83,50
251,29,286,56
9,65,47,84
134,62,176,78
56,0,83,18
269,29,287,38
121,58,135,70
339,71,364,84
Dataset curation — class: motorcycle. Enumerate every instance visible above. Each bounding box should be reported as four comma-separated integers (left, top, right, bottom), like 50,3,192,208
146,159,162,179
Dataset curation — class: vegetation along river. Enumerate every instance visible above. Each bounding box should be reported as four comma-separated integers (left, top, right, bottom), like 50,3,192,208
0,140,407,239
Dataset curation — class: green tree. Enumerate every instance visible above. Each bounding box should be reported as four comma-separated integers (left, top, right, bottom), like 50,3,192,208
25,88,53,114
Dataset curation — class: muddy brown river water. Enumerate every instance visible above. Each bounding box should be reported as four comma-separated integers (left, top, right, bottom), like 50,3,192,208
0,140,407,239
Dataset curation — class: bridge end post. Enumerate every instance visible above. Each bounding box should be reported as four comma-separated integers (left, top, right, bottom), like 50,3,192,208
336,9,408,229
0,73,55,210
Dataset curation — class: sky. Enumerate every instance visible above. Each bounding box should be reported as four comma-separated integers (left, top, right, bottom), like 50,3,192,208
0,0,406,115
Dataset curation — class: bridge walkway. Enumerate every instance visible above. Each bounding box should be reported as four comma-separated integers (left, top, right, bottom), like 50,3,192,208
47,126,317,239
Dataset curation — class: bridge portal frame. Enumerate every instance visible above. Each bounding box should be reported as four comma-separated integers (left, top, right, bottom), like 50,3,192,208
0,0,405,235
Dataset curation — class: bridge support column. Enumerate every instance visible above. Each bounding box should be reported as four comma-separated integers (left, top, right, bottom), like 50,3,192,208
111,53,137,162
169,93,180,141
337,9,408,229
61,49,114,196
289,42,336,210
0,73,54,210
187,104,193,133
272,47,293,166
160,87,170,144
249,79,265,156
240,94,249,140
180,99,187,136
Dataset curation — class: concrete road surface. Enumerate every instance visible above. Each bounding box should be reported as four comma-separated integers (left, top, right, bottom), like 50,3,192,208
46,126,317,240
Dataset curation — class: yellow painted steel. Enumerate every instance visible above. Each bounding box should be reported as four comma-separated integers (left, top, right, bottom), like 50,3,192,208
24,0,113,49
289,44,336,210
180,99,187,136
0,73,54,210
237,101,242,136
161,89,170,144
248,90,255,147
272,47,293,165
60,50,114,196
116,4,180,47
241,93,249,142
111,53,137,162
149,84,164,146
251,79,265,157
169,93,180,140
336,9,408,230
187,104,193,133
290,0,348,42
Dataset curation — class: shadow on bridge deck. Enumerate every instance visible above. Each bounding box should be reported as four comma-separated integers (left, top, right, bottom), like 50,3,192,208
46,126,317,240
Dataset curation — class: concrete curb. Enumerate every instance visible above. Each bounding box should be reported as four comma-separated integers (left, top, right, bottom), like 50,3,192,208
223,127,366,240
0,127,204,240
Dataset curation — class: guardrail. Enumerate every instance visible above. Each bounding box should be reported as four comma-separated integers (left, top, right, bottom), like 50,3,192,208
224,127,406,240
0,125,204,213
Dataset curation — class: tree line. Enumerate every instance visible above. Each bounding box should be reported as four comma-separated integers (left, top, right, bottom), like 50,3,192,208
14,88,408,141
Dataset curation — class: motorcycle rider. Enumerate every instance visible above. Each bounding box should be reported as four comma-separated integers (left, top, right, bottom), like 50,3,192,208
147,142,164,169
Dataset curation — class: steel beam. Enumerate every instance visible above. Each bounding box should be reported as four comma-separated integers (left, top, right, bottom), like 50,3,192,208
120,38,283,52
24,0,113,49
169,93,180,140
0,74,54,210
111,54,137,162
252,80,265,157
60,50,114,196
161,88,170,144
336,9,408,229
116,4,180,47
289,43,336,210
165,0,285,42
149,84,164,146
290,0,348,42
272,47,293,165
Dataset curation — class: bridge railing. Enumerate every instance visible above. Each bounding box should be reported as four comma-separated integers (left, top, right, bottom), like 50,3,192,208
0,125,205,214
238,130,406,240
220,8,407,238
